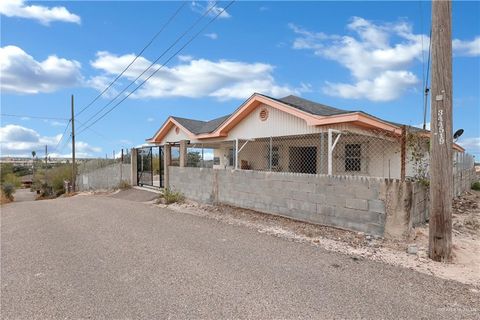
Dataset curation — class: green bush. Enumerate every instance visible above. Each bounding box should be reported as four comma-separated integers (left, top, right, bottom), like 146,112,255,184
1,183,15,200
50,165,72,195
472,181,480,191
2,173,21,188
160,188,185,204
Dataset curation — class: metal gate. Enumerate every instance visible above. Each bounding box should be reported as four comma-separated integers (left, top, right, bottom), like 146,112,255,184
137,146,163,188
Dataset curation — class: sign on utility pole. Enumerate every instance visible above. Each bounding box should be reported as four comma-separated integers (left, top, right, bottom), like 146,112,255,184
429,0,453,261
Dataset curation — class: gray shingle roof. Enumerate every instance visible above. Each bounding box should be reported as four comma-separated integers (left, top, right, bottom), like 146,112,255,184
275,95,354,116
172,114,231,135
167,94,423,137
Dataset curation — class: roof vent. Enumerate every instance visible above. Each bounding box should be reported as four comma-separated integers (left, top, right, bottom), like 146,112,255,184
259,108,269,121
175,127,180,134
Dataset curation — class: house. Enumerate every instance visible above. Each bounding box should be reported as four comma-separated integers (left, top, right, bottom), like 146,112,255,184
147,93,464,179
140,93,473,236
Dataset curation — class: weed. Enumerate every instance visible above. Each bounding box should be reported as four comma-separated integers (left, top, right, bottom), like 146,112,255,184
1,183,15,201
472,181,480,191
160,188,185,204
118,180,132,190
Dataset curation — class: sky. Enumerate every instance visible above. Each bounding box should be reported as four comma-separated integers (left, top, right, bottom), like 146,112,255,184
1,0,479,159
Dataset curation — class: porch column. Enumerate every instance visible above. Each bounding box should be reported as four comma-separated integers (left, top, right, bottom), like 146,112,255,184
164,144,171,189
130,148,138,186
179,140,188,167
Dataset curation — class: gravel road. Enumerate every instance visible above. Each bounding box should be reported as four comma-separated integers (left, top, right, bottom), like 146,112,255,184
1,194,479,319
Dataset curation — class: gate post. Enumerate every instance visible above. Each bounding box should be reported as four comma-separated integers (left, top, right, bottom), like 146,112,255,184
179,140,188,167
164,144,171,189
131,148,138,186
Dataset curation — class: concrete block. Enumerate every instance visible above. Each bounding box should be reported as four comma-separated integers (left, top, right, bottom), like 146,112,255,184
368,200,386,214
317,205,335,216
346,198,368,211
325,195,347,207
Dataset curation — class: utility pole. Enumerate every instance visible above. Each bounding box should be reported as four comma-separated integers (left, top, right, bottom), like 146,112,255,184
71,94,76,192
429,0,453,262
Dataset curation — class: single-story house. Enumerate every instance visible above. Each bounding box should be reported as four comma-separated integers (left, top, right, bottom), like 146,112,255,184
147,93,464,180
140,93,472,236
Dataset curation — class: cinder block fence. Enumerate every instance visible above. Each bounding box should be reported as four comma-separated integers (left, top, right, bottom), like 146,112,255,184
168,167,432,237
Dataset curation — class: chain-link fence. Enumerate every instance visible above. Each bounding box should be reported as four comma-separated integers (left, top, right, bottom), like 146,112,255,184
174,128,475,183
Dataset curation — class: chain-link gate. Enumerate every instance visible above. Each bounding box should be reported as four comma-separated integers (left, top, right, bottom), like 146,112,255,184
137,146,163,188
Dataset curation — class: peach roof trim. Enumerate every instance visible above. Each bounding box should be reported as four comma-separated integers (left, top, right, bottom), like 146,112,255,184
147,117,197,143
147,93,465,153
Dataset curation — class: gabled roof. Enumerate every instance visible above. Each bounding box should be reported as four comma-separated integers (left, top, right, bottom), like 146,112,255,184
276,95,354,116
171,115,231,135
146,93,464,152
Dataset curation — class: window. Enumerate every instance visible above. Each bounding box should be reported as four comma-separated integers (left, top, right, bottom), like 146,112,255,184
229,148,235,167
345,144,361,172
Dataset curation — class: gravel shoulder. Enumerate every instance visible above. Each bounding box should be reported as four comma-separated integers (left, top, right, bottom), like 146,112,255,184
1,194,479,319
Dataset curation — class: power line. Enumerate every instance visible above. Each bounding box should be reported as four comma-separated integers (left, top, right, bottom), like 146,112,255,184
53,120,72,152
76,1,222,133
1,113,69,121
75,1,188,118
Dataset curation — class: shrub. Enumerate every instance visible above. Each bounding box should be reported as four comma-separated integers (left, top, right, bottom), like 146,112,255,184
1,183,15,201
50,165,72,195
160,188,185,204
472,181,480,191
2,173,21,188
118,180,132,190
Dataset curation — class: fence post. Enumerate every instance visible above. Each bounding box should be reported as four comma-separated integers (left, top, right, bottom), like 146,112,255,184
235,139,239,170
179,140,187,167
400,125,407,181
269,137,272,171
130,148,138,186
164,144,171,189
320,133,324,174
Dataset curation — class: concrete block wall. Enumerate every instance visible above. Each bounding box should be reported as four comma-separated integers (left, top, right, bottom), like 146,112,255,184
169,167,215,203
169,167,397,236
78,163,131,191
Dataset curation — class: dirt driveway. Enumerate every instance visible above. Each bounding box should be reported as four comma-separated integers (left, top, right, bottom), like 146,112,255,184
1,194,479,319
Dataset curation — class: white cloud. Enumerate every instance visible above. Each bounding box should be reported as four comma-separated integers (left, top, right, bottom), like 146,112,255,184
204,32,218,40
453,37,480,57
0,124,61,156
414,122,431,130
323,70,418,102
147,117,155,122
74,141,101,154
89,51,308,100
177,55,194,62
0,45,82,94
0,0,80,25
290,18,424,101
0,124,101,158
191,1,231,19
290,18,479,102
458,137,480,155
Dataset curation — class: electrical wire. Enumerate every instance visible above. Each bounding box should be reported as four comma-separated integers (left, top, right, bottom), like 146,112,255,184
1,113,69,121
75,1,188,117
76,1,222,133
77,1,235,136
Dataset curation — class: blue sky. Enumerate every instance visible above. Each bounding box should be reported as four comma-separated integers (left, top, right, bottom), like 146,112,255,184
1,0,479,158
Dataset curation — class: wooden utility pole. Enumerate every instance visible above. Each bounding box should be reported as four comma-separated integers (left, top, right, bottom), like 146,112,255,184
429,0,453,262
71,94,76,192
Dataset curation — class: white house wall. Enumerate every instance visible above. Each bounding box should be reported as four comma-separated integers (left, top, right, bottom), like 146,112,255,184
159,126,191,144
227,104,349,139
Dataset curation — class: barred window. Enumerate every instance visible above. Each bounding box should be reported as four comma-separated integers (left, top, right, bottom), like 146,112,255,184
345,144,361,171
229,148,235,167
